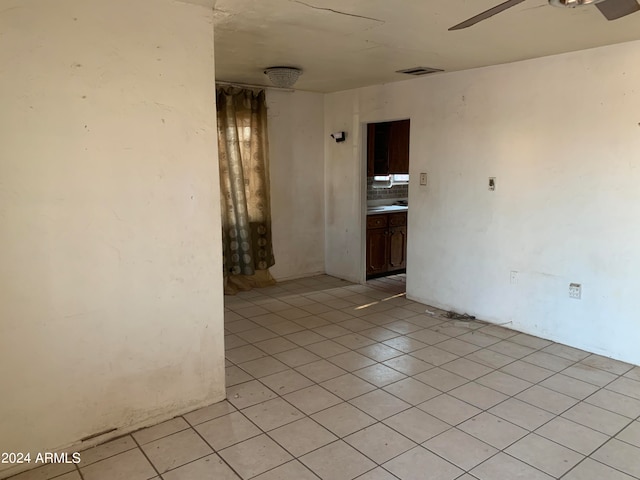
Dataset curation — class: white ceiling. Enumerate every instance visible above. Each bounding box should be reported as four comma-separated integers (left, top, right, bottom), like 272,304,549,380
213,0,640,92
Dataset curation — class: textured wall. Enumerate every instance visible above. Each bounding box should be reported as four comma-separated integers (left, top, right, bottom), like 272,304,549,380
0,1,224,476
267,90,326,281
325,40,640,365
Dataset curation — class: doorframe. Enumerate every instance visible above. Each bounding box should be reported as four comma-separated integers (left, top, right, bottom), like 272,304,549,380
359,120,369,285
360,117,411,286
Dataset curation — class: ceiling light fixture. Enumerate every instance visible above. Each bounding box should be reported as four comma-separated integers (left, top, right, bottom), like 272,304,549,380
549,0,605,8
263,67,303,88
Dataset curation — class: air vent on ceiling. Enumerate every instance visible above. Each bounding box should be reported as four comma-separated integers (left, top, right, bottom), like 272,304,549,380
396,66,444,76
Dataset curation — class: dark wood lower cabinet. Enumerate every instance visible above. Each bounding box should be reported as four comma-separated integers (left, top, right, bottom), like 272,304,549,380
367,227,388,276
388,226,407,270
366,212,407,278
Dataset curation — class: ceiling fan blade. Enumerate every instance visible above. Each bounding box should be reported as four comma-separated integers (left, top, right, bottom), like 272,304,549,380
595,0,640,19
449,0,528,30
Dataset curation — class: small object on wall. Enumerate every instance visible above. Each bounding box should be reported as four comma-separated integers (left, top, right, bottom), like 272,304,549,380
420,173,428,186
569,283,582,299
331,131,346,143
488,177,496,191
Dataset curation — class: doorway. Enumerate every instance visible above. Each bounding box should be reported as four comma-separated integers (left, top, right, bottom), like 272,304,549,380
364,119,410,286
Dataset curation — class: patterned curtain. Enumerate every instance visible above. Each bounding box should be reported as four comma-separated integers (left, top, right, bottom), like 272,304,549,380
217,87,276,294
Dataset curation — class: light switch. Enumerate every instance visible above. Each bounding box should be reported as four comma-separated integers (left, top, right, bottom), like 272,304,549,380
419,173,427,186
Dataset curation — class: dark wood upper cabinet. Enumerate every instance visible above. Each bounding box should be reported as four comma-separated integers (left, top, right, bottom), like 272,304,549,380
367,119,410,176
367,124,375,177
389,119,410,174
367,122,390,176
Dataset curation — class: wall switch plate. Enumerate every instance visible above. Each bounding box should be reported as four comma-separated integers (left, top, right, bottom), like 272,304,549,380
510,271,518,284
488,177,496,191
569,283,582,299
420,173,427,186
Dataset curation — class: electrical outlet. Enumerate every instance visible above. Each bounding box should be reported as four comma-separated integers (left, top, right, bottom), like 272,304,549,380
510,271,518,284
488,177,496,191
569,283,582,299
420,173,428,186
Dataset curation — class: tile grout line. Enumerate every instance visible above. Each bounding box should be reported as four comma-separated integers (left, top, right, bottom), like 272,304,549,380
225,338,465,477
39,276,636,480
242,302,640,421
556,416,640,480
226,354,635,480
130,432,164,480
238,288,531,478
74,462,85,480
227,279,639,479
227,314,539,476
183,415,248,480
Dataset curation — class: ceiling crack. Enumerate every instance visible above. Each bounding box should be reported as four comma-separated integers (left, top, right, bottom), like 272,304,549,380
290,0,385,23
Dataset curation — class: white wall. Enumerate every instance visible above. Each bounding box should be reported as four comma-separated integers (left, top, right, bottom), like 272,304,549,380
324,92,367,283
324,40,640,365
0,0,224,476
267,90,325,280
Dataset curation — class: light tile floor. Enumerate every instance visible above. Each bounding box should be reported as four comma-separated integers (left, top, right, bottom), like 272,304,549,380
13,274,640,480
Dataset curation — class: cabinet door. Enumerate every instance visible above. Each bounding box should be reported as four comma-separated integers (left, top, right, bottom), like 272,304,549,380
388,119,410,174
367,123,376,177
388,226,407,271
372,122,391,175
366,227,389,276
367,214,388,229
388,212,407,227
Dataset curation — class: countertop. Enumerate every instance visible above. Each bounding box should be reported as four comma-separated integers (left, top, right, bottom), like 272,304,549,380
367,205,409,215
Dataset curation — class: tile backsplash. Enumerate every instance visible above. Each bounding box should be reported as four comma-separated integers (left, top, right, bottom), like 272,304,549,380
367,177,409,201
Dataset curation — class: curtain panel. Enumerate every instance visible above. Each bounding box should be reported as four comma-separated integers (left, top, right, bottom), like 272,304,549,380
217,87,275,294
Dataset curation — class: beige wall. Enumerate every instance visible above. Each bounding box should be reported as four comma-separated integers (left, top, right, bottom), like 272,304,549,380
325,40,640,365
267,90,326,281
0,0,224,476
